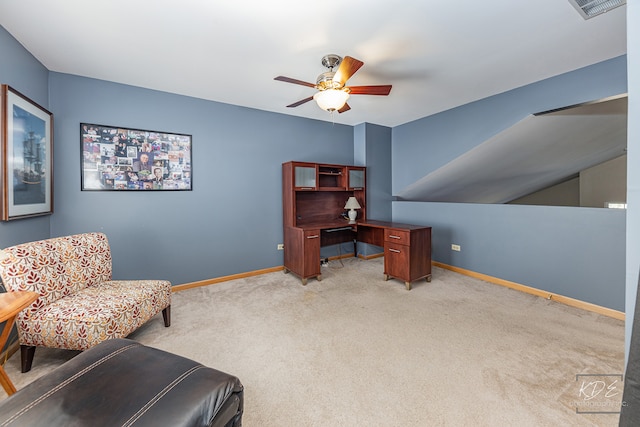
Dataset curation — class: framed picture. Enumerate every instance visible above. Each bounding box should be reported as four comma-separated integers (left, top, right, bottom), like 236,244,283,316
80,123,192,191
1,85,54,221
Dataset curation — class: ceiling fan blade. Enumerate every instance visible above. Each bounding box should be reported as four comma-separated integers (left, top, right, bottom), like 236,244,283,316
348,85,392,96
338,103,351,114
286,96,314,108
274,76,316,88
332,56,364,87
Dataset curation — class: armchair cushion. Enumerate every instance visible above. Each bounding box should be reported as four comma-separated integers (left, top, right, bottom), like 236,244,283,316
17,279,171,350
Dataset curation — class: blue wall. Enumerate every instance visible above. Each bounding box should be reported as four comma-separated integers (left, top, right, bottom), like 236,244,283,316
47,73,354,285
391,56,628,312
393,202,625,310
353,123,393,222
0,26,51,247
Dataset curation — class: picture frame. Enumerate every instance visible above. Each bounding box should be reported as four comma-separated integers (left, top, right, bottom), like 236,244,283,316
1,85,54,221
80,123,192,191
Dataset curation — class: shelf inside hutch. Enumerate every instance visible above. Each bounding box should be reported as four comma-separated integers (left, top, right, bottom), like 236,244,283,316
318,166,345,189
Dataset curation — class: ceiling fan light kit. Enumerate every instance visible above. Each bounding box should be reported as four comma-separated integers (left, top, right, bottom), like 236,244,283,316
274,54,392,115
313,89,350,111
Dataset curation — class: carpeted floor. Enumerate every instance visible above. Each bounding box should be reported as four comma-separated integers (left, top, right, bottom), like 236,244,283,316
1,258,625,426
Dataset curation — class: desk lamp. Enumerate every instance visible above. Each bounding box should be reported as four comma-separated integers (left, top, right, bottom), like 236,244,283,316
344,197,361,224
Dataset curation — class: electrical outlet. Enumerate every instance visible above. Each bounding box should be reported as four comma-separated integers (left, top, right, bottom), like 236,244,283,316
277,244,284,250
451,244,461,251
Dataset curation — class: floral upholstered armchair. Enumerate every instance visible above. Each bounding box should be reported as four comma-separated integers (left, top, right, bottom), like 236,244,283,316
0,232,171,372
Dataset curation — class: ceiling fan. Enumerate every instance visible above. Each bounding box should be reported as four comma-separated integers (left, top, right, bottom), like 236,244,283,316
274,54,392,114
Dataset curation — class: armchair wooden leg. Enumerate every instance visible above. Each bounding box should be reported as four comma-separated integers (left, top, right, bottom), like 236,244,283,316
20,345,36,373
162,306,171,327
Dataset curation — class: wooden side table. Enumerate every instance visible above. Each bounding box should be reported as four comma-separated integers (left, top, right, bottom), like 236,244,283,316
0,291,39,396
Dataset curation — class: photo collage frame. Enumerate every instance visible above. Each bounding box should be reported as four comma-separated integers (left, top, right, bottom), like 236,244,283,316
81,123,192,191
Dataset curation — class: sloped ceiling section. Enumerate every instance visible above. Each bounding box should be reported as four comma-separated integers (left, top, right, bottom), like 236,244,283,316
396,95,628,203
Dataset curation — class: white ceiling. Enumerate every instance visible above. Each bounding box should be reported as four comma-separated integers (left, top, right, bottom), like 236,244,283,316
0,0,627,128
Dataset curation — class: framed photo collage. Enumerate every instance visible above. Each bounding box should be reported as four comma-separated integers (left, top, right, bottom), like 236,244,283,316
81,123,192,191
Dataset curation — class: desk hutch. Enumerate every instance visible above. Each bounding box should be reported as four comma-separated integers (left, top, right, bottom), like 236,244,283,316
282,161,431,290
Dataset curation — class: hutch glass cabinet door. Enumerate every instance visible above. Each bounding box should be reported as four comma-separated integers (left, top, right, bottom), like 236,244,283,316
348,168,365,190
294,165,317,189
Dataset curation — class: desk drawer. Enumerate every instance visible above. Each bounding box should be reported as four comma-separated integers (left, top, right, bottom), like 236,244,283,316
384,229,410,245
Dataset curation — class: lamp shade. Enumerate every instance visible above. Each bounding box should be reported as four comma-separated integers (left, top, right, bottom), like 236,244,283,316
313,89,350,111
344,197,361,210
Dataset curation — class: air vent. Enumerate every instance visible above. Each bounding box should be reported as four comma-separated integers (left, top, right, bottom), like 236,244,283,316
568,0,626,19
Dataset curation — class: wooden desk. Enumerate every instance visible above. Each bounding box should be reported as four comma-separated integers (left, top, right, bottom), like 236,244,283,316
0,291,39,396
357,221,432,290
281,161,431,289
283,220,431,290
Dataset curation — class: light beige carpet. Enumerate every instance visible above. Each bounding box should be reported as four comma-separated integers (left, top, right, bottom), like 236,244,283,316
1,258,625,426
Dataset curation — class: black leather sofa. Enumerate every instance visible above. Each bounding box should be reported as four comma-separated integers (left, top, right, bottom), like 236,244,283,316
0,338,243,427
